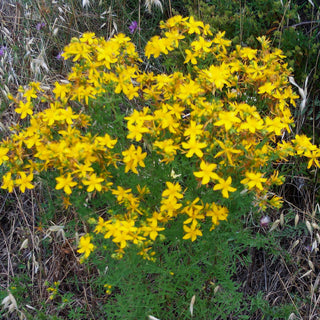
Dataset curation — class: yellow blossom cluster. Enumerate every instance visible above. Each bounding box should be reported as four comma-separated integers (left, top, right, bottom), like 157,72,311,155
1,16,320,260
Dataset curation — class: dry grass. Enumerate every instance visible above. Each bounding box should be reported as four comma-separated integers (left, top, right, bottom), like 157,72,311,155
1,176,319,319
0,188,103,318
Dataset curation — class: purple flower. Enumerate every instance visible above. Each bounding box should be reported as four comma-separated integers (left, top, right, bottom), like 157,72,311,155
305,245,312,252
260,216,271,228
0,46,6,57
129,21,138,34
36,22,46,31
56,52,63,60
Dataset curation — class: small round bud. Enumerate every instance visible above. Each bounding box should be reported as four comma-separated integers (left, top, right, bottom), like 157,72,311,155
260,216,271,228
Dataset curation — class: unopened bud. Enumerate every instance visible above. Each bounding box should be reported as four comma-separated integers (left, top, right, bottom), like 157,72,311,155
260,216,271,228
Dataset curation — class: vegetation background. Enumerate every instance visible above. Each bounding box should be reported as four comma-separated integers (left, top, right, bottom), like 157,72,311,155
0,0,319,319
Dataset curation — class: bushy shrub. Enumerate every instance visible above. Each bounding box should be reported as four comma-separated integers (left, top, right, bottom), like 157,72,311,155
1,16,319,263
185,0,320,94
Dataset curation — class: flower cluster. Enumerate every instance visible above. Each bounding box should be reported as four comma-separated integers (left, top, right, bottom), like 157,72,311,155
45,281,60,300
1,16,319,260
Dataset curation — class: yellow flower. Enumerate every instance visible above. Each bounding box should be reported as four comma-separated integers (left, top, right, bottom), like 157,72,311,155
125,108,153,126
136,184,150,197
268,170,284,185
186,16,204,35
95,133,117,149
191,36,212,53
70,84,96,104
293,134,315,155
80,32,96,44
193,161,219,184
183,207,205,225
15,100,33,119
201,64,230,90
82,173,104,192
206,203,228,230
214,140,242,166
304,149,320,168
258,82,276,95
77,234,95,259
112,186,132,202
112,225,134,249
177,79,203,102
269,196,283,209
154,105,179,133
3,14,319,261
162,15,188,29
60,107,79,125
1,172,14,193
94,217,107,234
162,182,183,201
42,103,63,126
212,31,231,52
127,122,149,142
23,88,37,101
104,220,121,239
55,173,77,195
184,49,198,64
29,81,42,92
214,111,241,131
104,283,113,294
122,144,147,174
160,197,182,217
154,139,179,158
15,172,34,193
142,218,165,241
182,137,207,158
145,36,172,58
96,40,119,69
183,221,202,242
0,147,9,165
213,177,236,198
53,82,70,101
74,162,94,178
265,116,286,136
241,171,267,190
183,121,203,137
62,41,92,62
123,83,139,100
238,47,257,60
164,29,185,48
240,116,264,133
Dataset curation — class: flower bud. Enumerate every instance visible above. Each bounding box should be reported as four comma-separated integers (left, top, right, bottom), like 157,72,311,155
260,216,271,228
